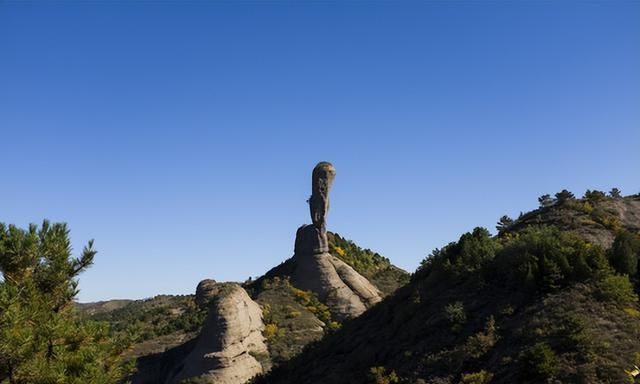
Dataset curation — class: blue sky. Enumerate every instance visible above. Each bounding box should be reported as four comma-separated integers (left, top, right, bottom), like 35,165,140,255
1,1,638,302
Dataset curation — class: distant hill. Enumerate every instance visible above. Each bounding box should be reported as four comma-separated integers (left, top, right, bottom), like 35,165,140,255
77,294,207,360
255,193,640,384
77,299,133,316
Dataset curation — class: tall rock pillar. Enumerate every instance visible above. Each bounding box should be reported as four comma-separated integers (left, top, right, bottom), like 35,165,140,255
291,162,381,320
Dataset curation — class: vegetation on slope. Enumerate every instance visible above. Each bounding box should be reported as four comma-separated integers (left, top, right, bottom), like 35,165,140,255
254,277,334,366
255,192,640,384
499,188,640,247
328,232,410,295
79,295,206,342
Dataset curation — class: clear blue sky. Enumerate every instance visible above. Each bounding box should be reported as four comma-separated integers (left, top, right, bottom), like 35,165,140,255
1,1,638,302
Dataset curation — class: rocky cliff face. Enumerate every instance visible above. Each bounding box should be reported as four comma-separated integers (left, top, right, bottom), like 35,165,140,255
167,282,268,384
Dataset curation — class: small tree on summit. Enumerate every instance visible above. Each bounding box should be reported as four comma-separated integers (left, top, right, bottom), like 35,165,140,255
584,190,606,202
609,188,622,198
555,189,575,205
538,194,554,208
496,215,514,233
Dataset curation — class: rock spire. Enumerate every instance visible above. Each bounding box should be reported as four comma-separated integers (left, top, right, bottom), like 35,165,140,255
291,161,381,320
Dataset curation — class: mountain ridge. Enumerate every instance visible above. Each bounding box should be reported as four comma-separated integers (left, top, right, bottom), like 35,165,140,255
255,193,640,384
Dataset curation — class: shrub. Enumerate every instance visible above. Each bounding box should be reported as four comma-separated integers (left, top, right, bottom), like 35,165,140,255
460,370,493,384
522,342,558,379
445,301,466,332
465,316,498,359
601,216,623,231
623,307,640,317
264,323,280,340
558,313,592,352
596,274,638,305
610,231,639,276
578,201,594,214
289,285,333,324
369,366,400,384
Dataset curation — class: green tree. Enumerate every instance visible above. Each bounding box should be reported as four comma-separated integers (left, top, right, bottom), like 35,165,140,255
609,188,622,198
554,189,575,205
596,274,638,305
584,189,606,202
538,194,554,208
609,231,639,276
496,215,514,233
0,221,134,384
522,342,558,379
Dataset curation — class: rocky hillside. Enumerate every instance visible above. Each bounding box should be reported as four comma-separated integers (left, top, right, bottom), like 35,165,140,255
79,232,408,383
255,193,640,384
510,191,640,248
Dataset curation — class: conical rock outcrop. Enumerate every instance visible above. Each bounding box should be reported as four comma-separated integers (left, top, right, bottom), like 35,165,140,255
168,282,268,384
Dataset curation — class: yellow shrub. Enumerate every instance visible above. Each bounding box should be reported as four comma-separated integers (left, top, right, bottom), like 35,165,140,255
580,202,594,214
624,307,640,318
461,370,494,384
264,323,279,340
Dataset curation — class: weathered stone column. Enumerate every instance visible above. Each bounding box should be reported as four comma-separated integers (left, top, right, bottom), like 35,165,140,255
291,161,381,320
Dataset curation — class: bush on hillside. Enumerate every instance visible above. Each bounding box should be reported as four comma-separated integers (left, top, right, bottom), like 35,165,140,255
417,227,500,278
596,274,638,305
521,342,558,379
609,230,639,276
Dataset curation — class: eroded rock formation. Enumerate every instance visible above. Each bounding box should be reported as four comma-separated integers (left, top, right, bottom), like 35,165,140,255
168,282,268,384
195,279,218,308
291,162,382,320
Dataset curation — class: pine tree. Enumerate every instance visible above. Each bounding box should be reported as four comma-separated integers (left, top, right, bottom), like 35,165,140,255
584,189,606,202
609,188,622,198
554,189,575,205
609,231,639,276
0,220,134,384
496,215,514,233
538,194,554,208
